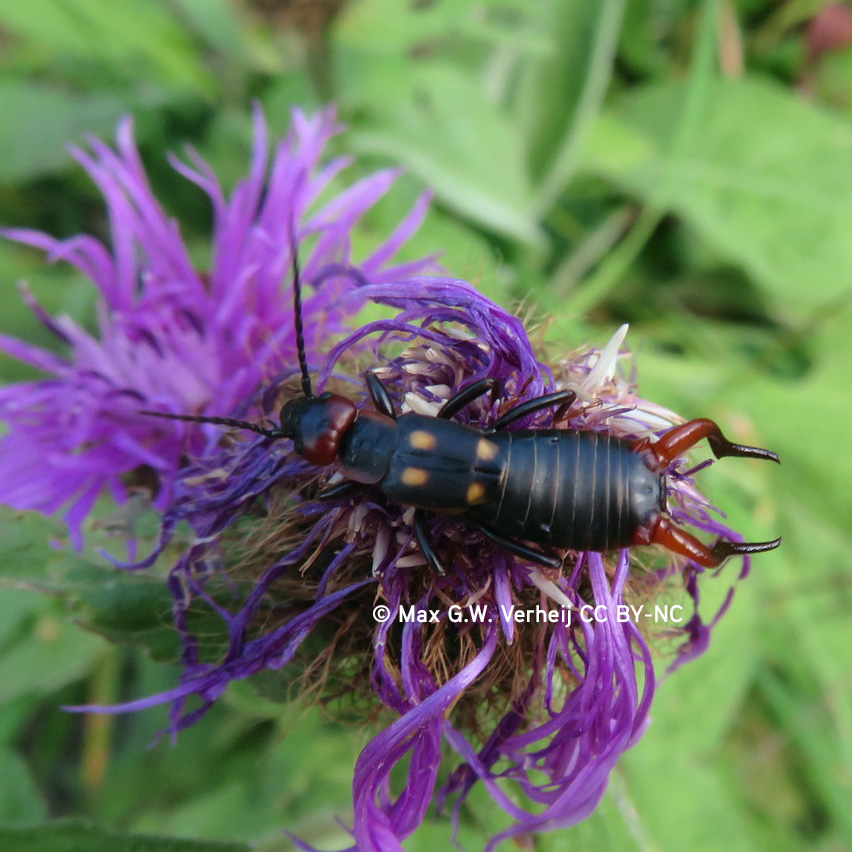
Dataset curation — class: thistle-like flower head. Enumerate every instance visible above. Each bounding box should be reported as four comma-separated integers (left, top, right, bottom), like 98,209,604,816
0,110,758,850
0,107,430,547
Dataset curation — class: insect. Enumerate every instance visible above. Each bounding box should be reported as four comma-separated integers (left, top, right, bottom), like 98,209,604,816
143,243,781,575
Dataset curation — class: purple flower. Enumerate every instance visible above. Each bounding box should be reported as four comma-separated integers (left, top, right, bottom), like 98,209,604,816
0,107,431,547
1,111,759,849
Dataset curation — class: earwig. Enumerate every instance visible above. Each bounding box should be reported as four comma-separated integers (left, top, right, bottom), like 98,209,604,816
142,241,781,575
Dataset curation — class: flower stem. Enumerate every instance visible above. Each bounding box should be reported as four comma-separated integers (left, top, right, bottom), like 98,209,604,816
81,647,120,802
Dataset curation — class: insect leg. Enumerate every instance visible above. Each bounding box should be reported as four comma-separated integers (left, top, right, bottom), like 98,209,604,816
469,520,563,569
413,509,448,575
365,371,396,419
437,378,499,421
493,390,577,431
632,418,780,470
317,480,362,501
635,516,782,568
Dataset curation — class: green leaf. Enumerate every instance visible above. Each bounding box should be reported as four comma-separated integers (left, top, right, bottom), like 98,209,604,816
0,589,44,646
60,562,185,662
583,76,852,312
750,503,852,848
0,611,105,703
647,580,759,753
620,751,756,852
120,703,362,845
0,0,213,96
0,81,125,181
548,775,650,852
349,64,539,244
619,604,761,851
518,0,625,214
0,821,249,852
0,748,47,824
0,510,60,586
168,0,246,63
731,309,852,531
0,509,183,660
618,0,691,77
336,0,544,58
756,660,852,848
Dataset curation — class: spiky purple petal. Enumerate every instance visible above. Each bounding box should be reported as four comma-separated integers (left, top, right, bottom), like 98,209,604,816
0,107,433,545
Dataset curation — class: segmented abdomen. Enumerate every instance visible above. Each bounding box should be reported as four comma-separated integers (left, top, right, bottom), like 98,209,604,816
467,430,662,552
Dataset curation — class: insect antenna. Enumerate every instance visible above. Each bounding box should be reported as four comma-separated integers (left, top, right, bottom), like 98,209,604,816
290,223,313,400
138,226,310,439
139,410,281,438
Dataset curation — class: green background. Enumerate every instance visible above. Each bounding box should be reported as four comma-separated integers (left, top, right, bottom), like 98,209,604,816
0,1,849,850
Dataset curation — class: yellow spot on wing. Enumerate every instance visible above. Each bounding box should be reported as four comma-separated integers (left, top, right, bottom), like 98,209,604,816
466,482,487,504
402,467,429,486
476,438,499,461
410,429,437,451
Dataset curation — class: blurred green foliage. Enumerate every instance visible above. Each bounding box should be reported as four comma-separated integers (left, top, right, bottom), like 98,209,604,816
0,0,850,850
